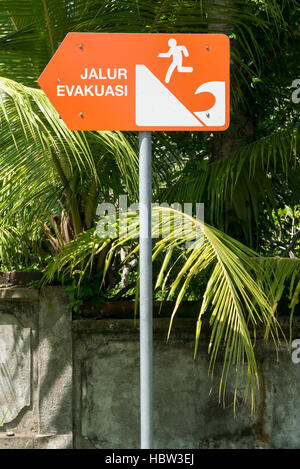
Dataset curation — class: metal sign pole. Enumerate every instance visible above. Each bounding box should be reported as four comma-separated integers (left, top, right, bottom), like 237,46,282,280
139,131,153,449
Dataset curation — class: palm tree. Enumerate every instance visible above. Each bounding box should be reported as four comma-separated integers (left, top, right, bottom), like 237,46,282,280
0,0,299,408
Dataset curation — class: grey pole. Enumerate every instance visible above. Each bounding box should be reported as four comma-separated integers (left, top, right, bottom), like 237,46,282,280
139,131,153,449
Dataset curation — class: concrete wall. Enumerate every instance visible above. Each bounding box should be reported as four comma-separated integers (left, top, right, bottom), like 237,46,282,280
0,286,300,449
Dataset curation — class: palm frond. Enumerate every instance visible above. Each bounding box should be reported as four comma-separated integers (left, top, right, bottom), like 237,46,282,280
253,257,300,347
0,0,293,97
0,76,97,230
0,77,142,227
90,131,139,201
165,126,300,245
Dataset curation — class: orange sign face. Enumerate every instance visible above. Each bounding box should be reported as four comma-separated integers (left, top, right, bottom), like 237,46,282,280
38,33,230,131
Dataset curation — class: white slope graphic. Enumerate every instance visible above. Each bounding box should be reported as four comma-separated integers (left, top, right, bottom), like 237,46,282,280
194,81,226,126
136,65,203,127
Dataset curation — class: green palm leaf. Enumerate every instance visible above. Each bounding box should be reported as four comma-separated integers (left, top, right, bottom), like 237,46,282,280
0,0,293,94
0,76,142,265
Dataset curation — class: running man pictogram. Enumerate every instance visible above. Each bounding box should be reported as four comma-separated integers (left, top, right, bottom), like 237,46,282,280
158,38,194,84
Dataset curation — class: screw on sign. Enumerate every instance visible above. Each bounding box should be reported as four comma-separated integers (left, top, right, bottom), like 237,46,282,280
38,33,230,450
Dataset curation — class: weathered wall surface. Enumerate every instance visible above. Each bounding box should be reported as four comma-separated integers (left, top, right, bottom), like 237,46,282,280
0,286,300,449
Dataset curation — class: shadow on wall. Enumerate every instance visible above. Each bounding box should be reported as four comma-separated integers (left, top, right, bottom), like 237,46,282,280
1,285,300,449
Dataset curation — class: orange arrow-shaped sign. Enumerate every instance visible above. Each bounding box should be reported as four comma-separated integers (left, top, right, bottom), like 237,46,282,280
38,33,230,131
